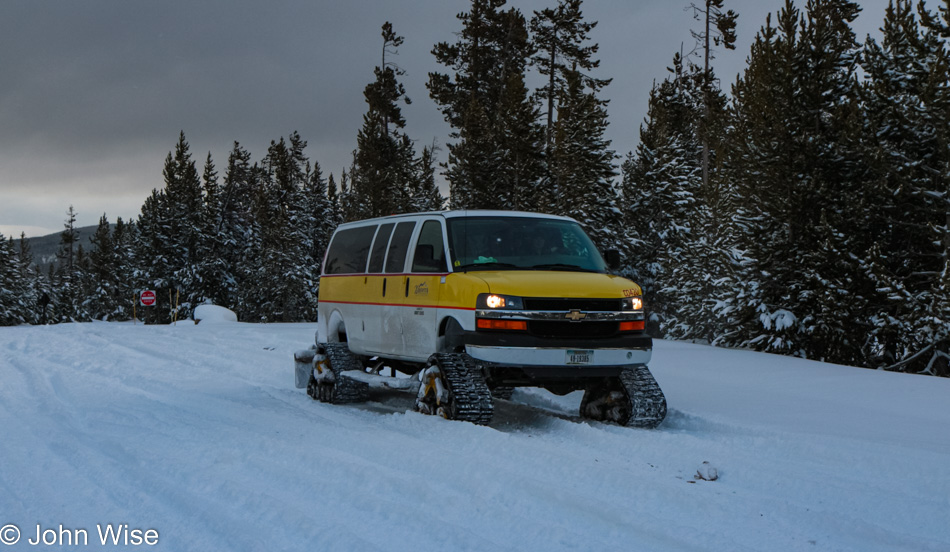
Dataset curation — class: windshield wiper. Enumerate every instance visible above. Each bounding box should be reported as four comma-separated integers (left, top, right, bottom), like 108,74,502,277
529,263,601,273
455,262,520,271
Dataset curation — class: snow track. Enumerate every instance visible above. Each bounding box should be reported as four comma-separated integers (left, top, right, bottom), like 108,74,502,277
1,322,948,551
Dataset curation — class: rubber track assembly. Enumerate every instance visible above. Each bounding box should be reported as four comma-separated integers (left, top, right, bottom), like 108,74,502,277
580,364,667,428
322,343,369,404
620,364,667,428
430,353,494,425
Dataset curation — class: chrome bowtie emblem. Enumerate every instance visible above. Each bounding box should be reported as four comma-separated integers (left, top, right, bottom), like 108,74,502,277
565,310,587,322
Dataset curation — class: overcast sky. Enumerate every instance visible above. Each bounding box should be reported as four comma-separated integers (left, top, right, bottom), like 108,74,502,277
0,0,893,239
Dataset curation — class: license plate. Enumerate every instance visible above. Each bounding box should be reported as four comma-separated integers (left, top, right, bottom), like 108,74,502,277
566,350,593,365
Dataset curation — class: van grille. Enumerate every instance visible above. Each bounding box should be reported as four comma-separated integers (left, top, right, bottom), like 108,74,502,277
528,321,620,338
522,298,622,312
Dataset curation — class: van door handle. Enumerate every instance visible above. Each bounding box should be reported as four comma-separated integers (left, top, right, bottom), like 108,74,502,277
382,278,387,297
405,277,410,297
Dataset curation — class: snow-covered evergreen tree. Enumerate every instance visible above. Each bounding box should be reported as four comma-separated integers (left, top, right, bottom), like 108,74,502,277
247,132,317,322
0,233,29,325
494,71,545,211
622,55,726,340
85,214,122,320
303,161,335,263
549,67,619,252
687,0,738,204
215,143,260,319
411,144,445,212
14,232,41,324
530,0,610,150
326,173,344,227
56,205,79,276
178,152,235,312
111,217,138,320
351,23,417,218
338,166,362,222
136,131,205,322
860,0,950,375
52,206,90,322
720,0,870,364
429,0,536,209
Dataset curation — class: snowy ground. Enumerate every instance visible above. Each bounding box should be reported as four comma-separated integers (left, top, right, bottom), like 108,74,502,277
1,321,948,551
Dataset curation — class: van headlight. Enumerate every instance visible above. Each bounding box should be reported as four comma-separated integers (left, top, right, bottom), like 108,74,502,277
477,293,524,310
622,297,643,311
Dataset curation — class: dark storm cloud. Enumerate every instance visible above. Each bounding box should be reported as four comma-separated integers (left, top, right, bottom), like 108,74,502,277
1,1,376,149
0,0,466,234
0,0,891,237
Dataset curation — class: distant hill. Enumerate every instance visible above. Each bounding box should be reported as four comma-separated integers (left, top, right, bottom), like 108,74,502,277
25,225,103,274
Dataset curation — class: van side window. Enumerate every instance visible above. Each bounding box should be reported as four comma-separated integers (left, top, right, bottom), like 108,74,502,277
384,221,416,273
367,223,394,273
411,220,447,273
324,225,377,274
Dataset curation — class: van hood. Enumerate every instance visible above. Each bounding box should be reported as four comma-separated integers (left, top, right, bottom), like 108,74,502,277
469,270,642,298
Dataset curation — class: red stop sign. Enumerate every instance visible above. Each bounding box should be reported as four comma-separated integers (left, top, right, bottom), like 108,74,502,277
140,290,157,306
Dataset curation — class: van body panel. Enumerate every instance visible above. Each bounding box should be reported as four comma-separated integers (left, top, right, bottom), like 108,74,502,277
317,210,652,373
401,272,441,359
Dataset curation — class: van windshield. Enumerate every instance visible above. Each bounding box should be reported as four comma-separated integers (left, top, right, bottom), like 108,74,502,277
446,216,608,273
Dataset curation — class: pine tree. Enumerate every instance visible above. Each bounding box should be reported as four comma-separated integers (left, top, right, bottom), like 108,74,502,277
57,205,79,276
72,243,94,322
351,22,417,218
0,233,29,325
549,67,619,252
444,99,496,209
248,132,317,322
620,4,736,342
54,206,86,322
411,143,446,212
327,173,339,207
688,1,738,206
494,70,545,211
304,161,335,263
860,0,950,375
720,0,870,364
622,55,723,340
137,131,205,322
215,143,261,319
429,0,536,209
530,0,610,150
15,232,41,324
86,214,121,320
112,217,137,320
338,166,362,222
182,151,234,310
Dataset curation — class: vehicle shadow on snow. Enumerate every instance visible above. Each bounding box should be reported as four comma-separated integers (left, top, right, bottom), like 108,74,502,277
344,388,663,435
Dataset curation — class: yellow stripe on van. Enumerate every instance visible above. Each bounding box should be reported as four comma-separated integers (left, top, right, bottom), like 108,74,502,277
321,270,640,311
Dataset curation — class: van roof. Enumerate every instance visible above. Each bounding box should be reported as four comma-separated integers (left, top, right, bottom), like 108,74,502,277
337,210,577,227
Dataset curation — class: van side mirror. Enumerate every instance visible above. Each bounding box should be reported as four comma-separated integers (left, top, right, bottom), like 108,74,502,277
604,249,621,270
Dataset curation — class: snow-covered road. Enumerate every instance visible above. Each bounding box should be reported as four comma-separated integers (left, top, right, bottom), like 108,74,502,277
1,321,947,551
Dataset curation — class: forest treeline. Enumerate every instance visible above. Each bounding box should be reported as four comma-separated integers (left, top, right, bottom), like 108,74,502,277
2,0,948,376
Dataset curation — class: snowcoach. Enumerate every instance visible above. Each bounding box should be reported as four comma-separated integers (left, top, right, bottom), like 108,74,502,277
294,210,666,427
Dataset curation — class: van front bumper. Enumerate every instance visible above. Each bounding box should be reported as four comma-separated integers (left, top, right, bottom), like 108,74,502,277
460,332,652,367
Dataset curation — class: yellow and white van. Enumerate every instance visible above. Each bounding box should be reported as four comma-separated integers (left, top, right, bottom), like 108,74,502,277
296,210,666,427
